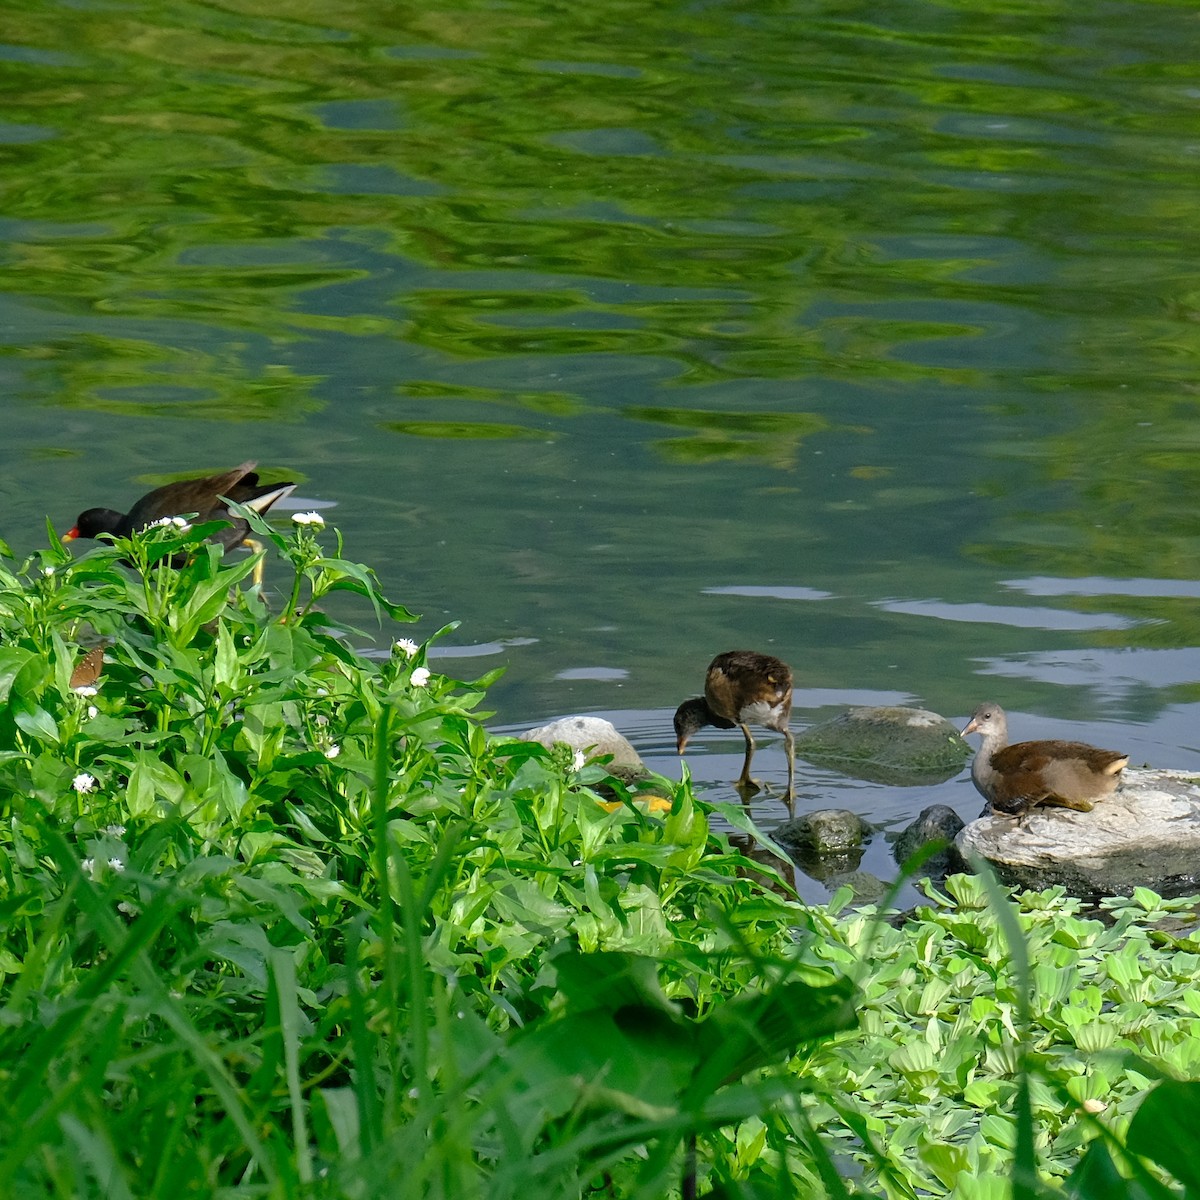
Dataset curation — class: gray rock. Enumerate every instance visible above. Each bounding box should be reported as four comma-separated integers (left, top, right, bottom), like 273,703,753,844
893,804,967,877
895,804,965,853
522,715,648,785
956,767,1200,899
776,808,870,853
795,705,970,785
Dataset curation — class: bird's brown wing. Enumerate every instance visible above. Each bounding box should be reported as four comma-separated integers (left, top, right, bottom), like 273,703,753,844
708,652,792,702
125,462,258,528
985,744,1056,813
704,652,793,732
988,741,1124,814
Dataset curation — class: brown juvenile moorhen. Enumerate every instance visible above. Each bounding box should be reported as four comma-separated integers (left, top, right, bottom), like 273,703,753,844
64,461,295,556
960,702,1128,819
674,649,795,805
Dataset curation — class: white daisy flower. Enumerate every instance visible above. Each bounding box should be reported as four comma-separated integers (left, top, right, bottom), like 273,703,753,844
72,772,96,794
80,858,94,875
87,705,99,719
292,511,325,528
410,666,431,688
394,638,418,658
572,749,586,772
106,824,126,837
323,743,341,759
74,685,98,697
107,857,125,873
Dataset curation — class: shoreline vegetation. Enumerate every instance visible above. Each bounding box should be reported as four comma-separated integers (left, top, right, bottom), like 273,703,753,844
0,515,1196,1197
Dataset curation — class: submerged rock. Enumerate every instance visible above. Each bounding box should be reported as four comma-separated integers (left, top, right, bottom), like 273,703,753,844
956,767,1200,899
776,807,871,853
776,810,871,894
817,868,890,903
795,705,970,785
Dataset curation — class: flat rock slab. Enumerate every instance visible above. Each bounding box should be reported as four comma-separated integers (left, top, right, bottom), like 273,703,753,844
794,705,970,786
957,767,1200,899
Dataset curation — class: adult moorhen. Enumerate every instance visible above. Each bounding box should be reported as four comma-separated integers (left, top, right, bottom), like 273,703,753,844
64,462,296,583
64,461,295,548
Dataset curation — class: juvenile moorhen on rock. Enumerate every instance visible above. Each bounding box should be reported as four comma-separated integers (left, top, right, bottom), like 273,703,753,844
64,462,295,553
960,702,1128,819
674,650,795,805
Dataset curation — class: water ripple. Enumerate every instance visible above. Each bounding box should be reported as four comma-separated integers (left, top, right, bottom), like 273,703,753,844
876,598,1142,632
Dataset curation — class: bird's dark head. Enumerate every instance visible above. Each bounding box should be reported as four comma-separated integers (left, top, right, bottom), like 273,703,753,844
673,697,711,754
64,508,125,542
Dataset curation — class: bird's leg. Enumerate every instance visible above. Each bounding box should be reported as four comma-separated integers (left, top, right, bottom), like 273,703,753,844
734,723,762,792
991,804,1028,825
780,729,796,815
1040,794,1095,813
243,537,266,589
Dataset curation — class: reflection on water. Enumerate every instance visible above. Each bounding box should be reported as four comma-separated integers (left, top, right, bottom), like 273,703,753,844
704,585,836,602
1007,577,1200,600
875,598,1144,632
977,647,1200,694
4,0,1200,902
555,666,630,681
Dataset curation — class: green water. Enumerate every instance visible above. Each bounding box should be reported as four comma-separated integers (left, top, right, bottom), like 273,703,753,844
4,0,1200,896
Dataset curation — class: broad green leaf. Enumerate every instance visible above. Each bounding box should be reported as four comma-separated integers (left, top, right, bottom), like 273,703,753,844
214,620,240,689
13,698,59,744
1126,1079,1200,1192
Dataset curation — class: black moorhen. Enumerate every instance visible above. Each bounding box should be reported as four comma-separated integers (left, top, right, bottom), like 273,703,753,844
64,462,295,583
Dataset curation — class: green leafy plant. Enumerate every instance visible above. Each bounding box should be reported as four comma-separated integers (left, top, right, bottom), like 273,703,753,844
793,873,1200,1199
0,520,857,1196
0,521,1197,1198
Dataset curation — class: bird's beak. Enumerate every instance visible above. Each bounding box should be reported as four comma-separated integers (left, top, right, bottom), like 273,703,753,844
62,528,79,543
960,718,978,738
676,734,689,755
